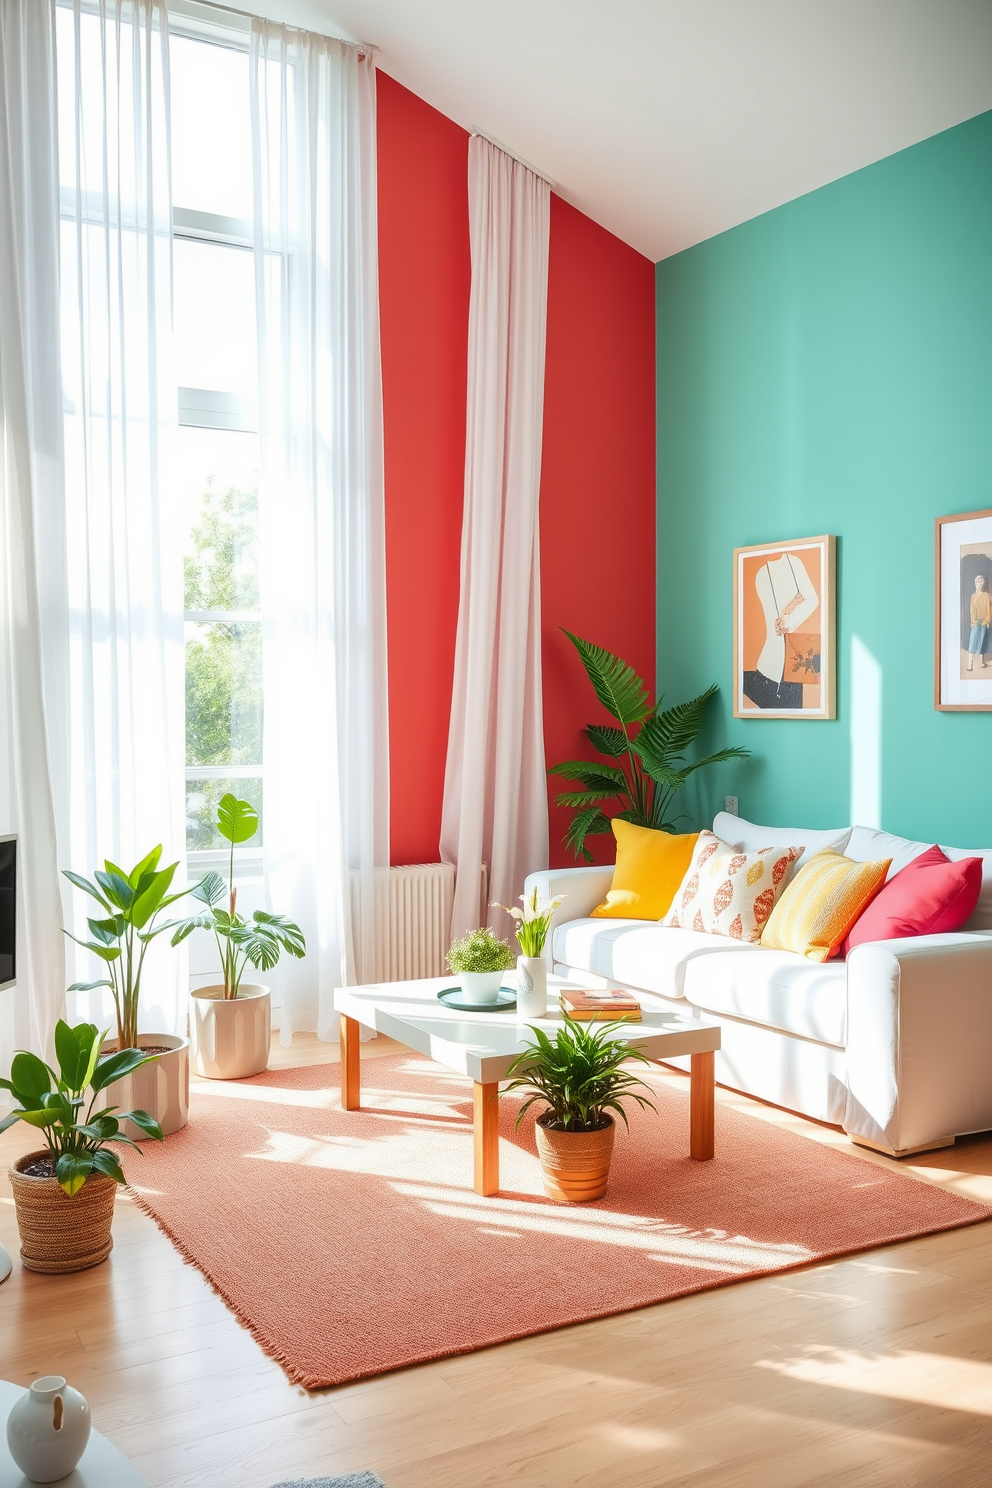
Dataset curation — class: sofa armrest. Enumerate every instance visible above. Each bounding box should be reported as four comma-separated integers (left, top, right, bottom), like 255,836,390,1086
523,865,614,952
844,932,992,1153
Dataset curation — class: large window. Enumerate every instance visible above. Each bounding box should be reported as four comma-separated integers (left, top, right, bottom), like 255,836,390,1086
171,18,263,865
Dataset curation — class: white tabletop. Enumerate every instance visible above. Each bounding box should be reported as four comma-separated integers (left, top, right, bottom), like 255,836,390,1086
0,1382,146,1488
334,974,720,1084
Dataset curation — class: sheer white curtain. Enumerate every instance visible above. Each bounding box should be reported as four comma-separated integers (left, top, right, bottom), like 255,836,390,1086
0,0,68,1072
57,0,186,1035
250,22,388,1041
441,137,550,938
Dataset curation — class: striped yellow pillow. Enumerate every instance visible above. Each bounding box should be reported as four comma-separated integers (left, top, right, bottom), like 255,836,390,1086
760,850,891,962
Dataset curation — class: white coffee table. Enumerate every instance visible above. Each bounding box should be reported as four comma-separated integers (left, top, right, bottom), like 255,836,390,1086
0,1380,147,1487
333,974,721,1196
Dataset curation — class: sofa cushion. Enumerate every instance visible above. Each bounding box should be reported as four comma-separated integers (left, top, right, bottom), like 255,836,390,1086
683,948,849,1047
841,844,983,954
845,826,930,877
590,820,699,920
663,830,799,942
552,919,762,1000
847,825,992,932
712,812,852,868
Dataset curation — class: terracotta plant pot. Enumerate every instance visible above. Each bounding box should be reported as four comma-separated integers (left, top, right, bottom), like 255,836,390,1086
189,983,271,1080
534,1113,616,1202
9,1152,117,1274
99,1033,189,1138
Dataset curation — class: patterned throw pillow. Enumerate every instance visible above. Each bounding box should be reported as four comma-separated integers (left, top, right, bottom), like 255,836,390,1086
662,830,801,942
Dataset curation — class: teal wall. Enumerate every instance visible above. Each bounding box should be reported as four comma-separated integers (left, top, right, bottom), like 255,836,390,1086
656,110,992,845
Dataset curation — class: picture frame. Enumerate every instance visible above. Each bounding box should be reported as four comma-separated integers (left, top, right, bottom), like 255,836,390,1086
733,535,836,719
935,508,992,711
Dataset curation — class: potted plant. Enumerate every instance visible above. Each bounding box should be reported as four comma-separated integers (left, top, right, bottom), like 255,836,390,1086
170,794,305,1079
446,927,516,1006
549,630,750,860
64,846,198,1136
0,1020,163,1273
503,1018,656,1201
495,888,565,1018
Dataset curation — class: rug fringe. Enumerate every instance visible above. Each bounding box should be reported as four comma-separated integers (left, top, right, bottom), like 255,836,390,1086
126,1185,324,1388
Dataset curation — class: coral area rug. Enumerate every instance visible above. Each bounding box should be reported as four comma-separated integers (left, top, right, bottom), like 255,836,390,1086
128,1055,991,1389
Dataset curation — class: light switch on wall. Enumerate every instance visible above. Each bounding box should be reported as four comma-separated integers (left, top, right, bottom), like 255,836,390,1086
724,796,738,816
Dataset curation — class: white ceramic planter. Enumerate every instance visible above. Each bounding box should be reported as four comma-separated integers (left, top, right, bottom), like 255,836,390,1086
189,983,271,1080
457,970,506,1005
100,1034,189,1139
516,955,548,1018
6,1376,91,1482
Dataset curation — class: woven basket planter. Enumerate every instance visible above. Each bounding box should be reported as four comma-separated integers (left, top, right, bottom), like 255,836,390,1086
9,1152,117,1274
534,1113,616,1202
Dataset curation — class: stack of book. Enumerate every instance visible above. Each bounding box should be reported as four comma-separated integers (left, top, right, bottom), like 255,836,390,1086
558,988,642,1022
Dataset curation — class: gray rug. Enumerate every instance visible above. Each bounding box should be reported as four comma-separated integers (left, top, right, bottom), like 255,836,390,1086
271,1476,385,1488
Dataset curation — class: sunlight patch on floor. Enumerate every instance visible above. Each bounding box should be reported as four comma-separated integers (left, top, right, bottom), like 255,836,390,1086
392,1181,813,1272
757,1344,992,1415
599,1424,684,1451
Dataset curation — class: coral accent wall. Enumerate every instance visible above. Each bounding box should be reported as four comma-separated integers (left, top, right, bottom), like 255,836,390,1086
377,74,469,867
541,197,656,867
378,73,655,869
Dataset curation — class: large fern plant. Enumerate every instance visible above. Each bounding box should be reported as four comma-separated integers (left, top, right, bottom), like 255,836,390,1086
549,632,750,861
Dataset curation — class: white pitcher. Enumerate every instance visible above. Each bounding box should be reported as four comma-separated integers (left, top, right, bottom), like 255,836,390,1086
6,1375,91,1482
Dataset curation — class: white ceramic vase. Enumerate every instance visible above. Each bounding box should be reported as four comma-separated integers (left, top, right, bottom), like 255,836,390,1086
6,1375,91,1483
457,971,505,1005
189,983,271,1079
517,956,548,1018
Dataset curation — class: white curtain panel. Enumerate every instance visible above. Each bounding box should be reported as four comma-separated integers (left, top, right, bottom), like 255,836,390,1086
250,22,389,1040
0,0,68,1072
441,137,551,939
56,0,186,1035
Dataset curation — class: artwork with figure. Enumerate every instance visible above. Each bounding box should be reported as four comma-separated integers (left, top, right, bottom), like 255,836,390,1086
734,536,836,719
936,510,992,710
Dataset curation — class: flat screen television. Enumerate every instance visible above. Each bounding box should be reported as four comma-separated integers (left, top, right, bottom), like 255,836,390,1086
0,835,15,989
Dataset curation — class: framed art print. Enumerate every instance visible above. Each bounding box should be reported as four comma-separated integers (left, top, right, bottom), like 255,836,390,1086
734,535,836,719
935,508,992,711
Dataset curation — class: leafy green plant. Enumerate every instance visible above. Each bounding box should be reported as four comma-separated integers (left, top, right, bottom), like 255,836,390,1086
502,1018,656,1132
447,927,516,975
549,631,750,860
494,887,565,958
64,847,198,1050
0,1021,163,1195
170,794,305,999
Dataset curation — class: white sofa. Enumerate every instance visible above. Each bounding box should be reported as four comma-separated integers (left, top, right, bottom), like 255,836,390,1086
525,813,992,1157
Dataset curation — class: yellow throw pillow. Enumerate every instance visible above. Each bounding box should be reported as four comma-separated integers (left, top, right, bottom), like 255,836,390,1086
590,820,700,921
760,850,892,962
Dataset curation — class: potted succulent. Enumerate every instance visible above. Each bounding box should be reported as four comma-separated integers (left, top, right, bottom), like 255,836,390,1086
170,794,305,1079
495,887,565,1018
0,1020,163,1273
446,927,516,1006
64,846,198,1136
503,1018,656,1201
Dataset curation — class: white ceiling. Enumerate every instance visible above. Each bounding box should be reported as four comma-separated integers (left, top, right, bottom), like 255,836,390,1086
244,0,992,261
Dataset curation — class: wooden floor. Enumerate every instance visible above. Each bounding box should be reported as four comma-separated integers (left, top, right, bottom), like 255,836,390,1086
3,1034,992,1488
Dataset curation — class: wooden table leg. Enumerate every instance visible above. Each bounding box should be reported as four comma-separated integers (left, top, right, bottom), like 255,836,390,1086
473,1082,499,1196
340,1015,361,1111
690,1050,715,1160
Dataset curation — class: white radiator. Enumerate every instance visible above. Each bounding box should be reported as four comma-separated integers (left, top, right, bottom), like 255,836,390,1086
352,863,455,983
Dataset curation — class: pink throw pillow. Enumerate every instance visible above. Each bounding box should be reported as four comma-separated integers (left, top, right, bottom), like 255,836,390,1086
841,844,982,955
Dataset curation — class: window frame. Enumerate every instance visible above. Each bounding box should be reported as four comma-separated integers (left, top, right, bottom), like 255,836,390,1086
169,10,263,878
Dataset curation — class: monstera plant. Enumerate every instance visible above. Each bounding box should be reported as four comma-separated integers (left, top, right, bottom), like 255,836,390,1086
549,631,750,860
